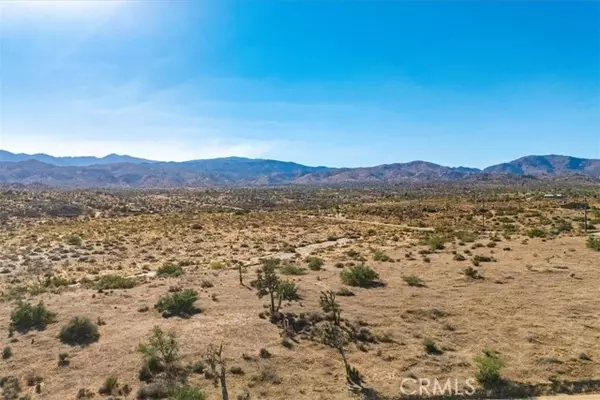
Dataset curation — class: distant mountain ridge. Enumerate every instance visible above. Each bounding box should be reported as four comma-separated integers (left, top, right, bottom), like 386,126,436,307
0,150,598,188
0,150,152,166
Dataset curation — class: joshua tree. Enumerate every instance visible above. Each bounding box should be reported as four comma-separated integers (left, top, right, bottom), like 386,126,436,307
322,323,364,391
204,344,229,400
255,258,282,315
320,291,341,326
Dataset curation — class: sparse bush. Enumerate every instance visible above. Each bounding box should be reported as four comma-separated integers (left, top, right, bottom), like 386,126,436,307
58,352,70,367
453,253,466,261
171,386,205,400
278,280,299,300
94,274,136,290
340,265,380,287
403,275,426,287
157,263,184,277
280,263,306,276
427,236,445,251
305,256,324,271
210,261,226,270
371,248,391,262
587,236,600,251
98,376,118,395
59,317,100,345
463,266,483,279
138,327,180,379
155,289,199,318
66,234,83,246
475,349,504,385
10,301,57,333
527,228,547,238
2,346,12,360
423,338,442,354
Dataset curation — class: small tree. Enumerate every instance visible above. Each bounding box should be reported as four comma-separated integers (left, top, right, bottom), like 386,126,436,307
204,344,229,400
322,323,363,391
255,259,282,315
138,327,180,380
320,291,341,326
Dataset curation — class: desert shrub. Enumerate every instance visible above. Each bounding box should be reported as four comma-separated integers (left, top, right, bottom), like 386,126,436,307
371,248,391,262
10,301,57,332
58,352,70,367
587,236,600,252
527,228,547,238
427,236,445,251
2,346,12,359
336,287,355,296
138,327,179,378
340,265,380,287
60,317,100,345
472,255,494,266
305,256,324,271
200,280,213,288
94,274,136,290
210,261,226,270
171,386,205,400
403,275,426,287
278,280,299,300
43,276,72,288
423,338,442,354
455,231,476,243
98,376,119,395
475,349,504,385
554,220,573,233
66,234,83,246
155,289,199,317
280,263,306,276
463,266,483,279
157,263,184,277
453,253,466,261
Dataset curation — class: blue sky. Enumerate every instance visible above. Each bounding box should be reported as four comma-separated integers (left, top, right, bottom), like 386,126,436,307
0,0,598,168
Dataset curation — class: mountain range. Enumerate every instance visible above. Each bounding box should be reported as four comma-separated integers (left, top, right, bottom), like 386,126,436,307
0,150,598,188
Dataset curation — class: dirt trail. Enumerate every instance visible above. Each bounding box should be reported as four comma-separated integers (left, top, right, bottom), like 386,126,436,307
302,214,435,232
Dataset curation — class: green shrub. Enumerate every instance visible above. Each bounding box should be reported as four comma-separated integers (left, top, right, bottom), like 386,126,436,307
10,301,57,333
171,386,205,400
2,346,12,360
94,274,136,290
138,327,179,378
427,236,445,251
157,263,184,277
423,338,442,354
371,248,391,262
463,266,483,279
98,376,119,395
472,255,494,266
475,349,504,385
340,265,380,287
60,317,100,345
455,231,477,243
587,236,600,251
403,276,426,287
66,234,82,246
210,261,226,270
527,228,547,238
453,253,466,261
305,256,324,271
155,289,199,317
280,263,306,276
278,280,299,300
